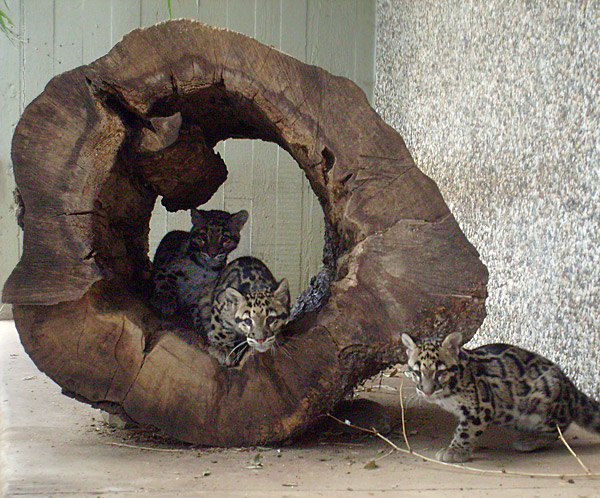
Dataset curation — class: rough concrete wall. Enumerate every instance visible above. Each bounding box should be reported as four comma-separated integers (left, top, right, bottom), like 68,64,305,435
376,0,599,397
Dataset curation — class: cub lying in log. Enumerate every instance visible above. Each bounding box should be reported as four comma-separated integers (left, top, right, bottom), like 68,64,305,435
151,208,248,329
205,256,290,366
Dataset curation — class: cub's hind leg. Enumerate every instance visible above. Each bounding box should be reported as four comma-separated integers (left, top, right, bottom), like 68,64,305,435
512,430,558,452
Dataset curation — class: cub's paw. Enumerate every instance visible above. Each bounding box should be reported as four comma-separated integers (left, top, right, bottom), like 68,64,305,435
435,446,471,463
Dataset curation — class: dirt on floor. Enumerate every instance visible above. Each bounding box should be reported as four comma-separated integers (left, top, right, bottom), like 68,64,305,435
2,319,600,497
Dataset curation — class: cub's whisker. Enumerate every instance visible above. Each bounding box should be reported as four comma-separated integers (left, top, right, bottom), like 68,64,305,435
274,342,293,360
226,341,248,363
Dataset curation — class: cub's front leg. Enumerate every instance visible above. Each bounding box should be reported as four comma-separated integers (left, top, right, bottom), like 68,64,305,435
207,327,240,366
151,271,179,317
436,415,488,463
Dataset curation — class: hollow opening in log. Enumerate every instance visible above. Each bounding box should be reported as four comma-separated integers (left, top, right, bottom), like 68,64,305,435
147,137,326,301
146,135,330,345
88,82,339,348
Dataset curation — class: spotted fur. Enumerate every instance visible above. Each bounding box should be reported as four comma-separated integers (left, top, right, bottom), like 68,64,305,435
402,332,600,463
151,209,248,327
207,256,290,366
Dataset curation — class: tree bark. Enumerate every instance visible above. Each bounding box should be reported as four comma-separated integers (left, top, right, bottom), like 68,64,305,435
2,20,488,446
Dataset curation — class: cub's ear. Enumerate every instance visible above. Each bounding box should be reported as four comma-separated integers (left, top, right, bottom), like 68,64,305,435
442,332,463,355
229,210,249,231
223,287,245,307
401,333,417,351
273,278,290,308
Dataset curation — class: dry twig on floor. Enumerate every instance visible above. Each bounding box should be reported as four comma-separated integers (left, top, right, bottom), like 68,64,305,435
106,442,185,453
556,424,591,475
398,382,411,452
328,383,600,480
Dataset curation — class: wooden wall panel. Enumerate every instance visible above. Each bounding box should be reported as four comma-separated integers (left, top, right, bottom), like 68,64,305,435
0,0,375,314
82,0,112,62
110,0,142,45
0,0,21,319
54,0,83,72
21,0,55,105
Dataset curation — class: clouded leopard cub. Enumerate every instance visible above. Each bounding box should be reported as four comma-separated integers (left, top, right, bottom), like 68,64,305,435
206,256,290,366
402,332,600,463
151,209,248,328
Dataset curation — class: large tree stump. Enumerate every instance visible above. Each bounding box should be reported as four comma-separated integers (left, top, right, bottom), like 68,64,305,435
2,20,488,446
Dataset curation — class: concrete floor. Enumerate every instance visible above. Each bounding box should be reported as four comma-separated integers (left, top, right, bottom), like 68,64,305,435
2,319,600,497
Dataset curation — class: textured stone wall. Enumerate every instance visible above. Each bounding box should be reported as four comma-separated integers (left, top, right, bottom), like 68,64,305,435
376,0,599,397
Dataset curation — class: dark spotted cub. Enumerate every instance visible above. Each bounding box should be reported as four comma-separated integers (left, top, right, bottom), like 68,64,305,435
207,256,290,366
402,332,600,463
151,209,248,326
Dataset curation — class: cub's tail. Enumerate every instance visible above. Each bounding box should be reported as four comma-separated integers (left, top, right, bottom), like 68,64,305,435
573,388,600,434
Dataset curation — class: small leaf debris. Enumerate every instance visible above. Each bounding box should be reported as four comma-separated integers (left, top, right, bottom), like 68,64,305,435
363,460,379,470
246,453,263,469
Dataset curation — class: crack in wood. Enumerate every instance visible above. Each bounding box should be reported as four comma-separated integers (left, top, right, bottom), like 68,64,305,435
348,164,416,200
358,154,403,162
57,210,97,217
75,305,89,365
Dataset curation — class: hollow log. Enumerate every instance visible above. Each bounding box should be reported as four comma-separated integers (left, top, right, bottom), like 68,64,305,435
2,20,488,446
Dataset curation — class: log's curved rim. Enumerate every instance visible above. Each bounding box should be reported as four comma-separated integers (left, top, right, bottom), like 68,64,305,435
3,19,453,306
4,20,488,446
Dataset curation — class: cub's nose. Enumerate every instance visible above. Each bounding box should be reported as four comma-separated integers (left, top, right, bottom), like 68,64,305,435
421,379,437,396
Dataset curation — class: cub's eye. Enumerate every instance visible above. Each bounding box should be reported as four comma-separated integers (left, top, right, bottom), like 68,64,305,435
223,237,236,249
190,241,204,251
243,318,252,327
435,370,448,381
266,316,276,326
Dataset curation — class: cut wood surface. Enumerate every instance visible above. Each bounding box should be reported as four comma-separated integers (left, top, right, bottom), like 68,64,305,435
3,20,488,446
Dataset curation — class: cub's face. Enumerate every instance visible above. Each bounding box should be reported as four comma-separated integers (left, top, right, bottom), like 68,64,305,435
402,332,462,398
225,279,290,353
189,209,248,267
